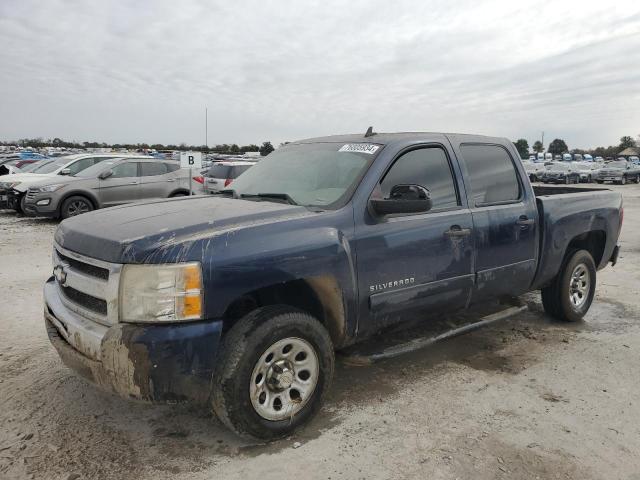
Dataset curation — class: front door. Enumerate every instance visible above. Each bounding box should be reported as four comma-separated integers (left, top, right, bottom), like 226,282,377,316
355,144,474,335
98,161,141,206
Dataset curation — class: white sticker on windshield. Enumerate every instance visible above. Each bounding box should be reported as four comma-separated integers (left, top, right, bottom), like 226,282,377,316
338,144,380,155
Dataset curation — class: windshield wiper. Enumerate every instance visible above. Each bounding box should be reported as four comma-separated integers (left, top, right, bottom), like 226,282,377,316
240,193,298,205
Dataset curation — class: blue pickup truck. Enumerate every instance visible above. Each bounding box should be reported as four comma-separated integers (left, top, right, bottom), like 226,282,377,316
44,132,623,439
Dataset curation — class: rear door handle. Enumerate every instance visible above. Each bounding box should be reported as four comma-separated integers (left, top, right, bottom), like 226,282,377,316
516,216,535,226
129,181,139,185
167,179,176,182
445,225,472,237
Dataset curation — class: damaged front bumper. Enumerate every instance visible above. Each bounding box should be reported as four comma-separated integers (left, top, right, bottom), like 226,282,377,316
44,277,223,404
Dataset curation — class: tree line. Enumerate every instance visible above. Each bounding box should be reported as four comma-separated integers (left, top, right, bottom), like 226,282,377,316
513,135,638,159
0,137,275,156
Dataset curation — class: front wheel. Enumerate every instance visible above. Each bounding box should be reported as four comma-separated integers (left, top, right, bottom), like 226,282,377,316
212,306,334,439
60,195,93,219
541,249,596,322
621,176,627,185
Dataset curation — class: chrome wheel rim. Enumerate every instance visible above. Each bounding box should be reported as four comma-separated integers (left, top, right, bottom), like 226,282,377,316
250,337,319,421
569,264,590,308
67,200,90,216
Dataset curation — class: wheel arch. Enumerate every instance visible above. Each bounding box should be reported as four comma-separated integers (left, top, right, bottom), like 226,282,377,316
169,188,190,197
221,275,347,348
565,230,606,270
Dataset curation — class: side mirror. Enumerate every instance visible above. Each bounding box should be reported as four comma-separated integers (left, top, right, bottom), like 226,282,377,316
59,168,71,175
98,170,113,180
370,184,432,216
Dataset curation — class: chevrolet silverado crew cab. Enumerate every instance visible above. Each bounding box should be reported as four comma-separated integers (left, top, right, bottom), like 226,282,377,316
44,132,623,439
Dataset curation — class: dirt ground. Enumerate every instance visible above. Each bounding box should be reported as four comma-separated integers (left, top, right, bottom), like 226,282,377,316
1,184,639,480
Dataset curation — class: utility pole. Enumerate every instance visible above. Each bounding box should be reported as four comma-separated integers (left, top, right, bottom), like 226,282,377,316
205,107,208,149
541,131,545,151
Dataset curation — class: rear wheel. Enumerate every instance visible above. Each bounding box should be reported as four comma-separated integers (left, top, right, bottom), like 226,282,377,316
60,196,93,219
212,306,334,439
541,249,596,322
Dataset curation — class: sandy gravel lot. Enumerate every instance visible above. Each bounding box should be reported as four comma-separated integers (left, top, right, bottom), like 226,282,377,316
1,185,639,480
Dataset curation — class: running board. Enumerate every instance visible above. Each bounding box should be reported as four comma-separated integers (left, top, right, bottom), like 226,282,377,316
342,305,528,365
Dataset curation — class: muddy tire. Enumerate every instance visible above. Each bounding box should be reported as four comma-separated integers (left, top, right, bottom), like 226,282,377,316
212,306,334,439
60,195,93,219
541,249,596,322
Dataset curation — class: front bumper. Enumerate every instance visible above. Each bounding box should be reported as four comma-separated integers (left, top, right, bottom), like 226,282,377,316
23,191,61,217
542,176,565,184
44,277,223,403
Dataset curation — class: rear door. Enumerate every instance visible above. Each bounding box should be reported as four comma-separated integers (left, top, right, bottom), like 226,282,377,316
139,162,170,199
97,161,141,206
355,143,475,334
451,141,538,301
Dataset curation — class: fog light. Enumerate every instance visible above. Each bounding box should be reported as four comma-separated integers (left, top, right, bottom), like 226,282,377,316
36,199,51,206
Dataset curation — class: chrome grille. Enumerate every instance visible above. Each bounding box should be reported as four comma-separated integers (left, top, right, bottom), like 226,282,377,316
53,243,122,326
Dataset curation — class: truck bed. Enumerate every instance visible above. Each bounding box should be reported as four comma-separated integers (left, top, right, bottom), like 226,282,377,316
531,185,623,290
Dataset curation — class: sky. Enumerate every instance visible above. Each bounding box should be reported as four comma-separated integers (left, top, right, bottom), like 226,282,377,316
1,0,639,149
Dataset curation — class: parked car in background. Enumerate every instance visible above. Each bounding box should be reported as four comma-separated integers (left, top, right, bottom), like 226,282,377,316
573,154,583,162
536,152,552,162
583,154,593,162
562,153,573,162
523,160,546,182
1,154,147,212
203,161,254,194
553,154,562,161
541,163,581,184
594,156,604,162
23,158,201,219
596,160,640,185
629,156,640,165
572,162,600,183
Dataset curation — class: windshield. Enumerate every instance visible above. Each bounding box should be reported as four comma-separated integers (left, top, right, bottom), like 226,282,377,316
608,161,627,168
31,159,68,174
548,163,570,171
27,160,56,172
226,142,380,208
74,160,119,178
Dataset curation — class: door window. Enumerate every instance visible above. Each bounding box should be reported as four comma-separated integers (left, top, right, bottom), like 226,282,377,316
111,162,139,178
380,147,459,210
459,144,520,206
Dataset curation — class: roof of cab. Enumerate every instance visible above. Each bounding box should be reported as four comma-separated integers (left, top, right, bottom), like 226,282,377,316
290,131,509,146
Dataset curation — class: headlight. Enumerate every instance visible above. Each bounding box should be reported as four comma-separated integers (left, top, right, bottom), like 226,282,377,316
33,184,66,193
119,262,203,323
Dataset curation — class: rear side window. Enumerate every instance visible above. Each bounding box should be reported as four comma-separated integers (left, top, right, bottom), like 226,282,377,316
66,157,95,175
230,165,251,178
380,147,459,210
459,144,520,206
207,164,232,178
111,162,139,178
140,162,168,176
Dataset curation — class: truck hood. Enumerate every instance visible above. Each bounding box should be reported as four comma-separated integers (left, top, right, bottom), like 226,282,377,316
54,196,314,263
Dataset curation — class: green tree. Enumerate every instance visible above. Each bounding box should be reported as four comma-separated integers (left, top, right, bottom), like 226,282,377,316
259,141,274,156
548,139,568,155
619,136,636,150
532,140,544,153
513,139,529,159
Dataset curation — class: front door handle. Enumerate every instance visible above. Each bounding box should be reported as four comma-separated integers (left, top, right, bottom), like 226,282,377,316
445,225,472,237
516,216,535,226
129,181,139,185
167,179,176,183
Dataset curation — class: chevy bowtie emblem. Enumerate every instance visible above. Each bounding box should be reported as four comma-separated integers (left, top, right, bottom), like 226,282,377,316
53,265,67,286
